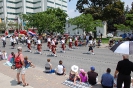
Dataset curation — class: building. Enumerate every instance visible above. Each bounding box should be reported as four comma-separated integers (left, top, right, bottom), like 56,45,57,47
0,0,67,22
65,21,107,37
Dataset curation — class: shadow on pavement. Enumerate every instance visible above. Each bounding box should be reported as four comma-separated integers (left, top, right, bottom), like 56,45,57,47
10,79,18,86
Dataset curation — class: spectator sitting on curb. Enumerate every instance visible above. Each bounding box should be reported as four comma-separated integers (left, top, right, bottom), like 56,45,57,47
87,66,98,85
79,69,87,83
45,59,55,73
69,65,81,84
55,60,66,75
101,68,114,88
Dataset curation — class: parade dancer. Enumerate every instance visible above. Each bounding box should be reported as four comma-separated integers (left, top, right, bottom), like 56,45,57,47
47,35,51,51
69,37,73,50
51,38,57,57
27,37,32,52
1,35,6,47
74,36,78,49
12,36,16,49
37,37,42,54
61,37,66,53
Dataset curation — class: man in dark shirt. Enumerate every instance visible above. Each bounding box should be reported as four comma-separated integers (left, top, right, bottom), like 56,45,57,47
114,54,133,88
87,66,98,85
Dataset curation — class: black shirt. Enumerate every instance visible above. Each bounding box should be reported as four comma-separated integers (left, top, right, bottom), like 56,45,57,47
116,59,133,75
87,71,98,85
89,36,93,40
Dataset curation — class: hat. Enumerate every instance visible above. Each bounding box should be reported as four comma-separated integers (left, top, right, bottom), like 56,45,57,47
17,46,22,50
80,69,86,73
90,66,95,71
71,65,79,73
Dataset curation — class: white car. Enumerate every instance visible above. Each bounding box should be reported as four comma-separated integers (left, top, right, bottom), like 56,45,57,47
107,33,113,38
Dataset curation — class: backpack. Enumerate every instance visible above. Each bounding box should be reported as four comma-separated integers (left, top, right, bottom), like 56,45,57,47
15,54,22,69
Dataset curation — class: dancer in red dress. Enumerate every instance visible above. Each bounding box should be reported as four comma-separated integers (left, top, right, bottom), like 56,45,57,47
75,36,78,48
61,37,65,53
27,37,32,52
69,36,73,50
47,35,51,51
51,38,57,57
37,37,42,54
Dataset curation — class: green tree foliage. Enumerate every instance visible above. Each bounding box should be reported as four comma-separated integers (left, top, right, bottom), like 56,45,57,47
8,21,18,30
0,23,7,31
21,8,68,34
69,14,102,33
70,0,124,21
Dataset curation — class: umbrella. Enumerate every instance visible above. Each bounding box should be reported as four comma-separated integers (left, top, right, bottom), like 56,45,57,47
110,41,133,55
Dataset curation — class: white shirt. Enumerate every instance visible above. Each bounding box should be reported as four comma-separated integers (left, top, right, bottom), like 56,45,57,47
15,36,18,40
56,65,64,74
10,37,13,42
69,39,72,42
75,37,77,41
86,36,89,40
2,37,5,41
51,40,55,45
37,40,41,44
13,38,16,43
27,39,31,44
61,40,65,44
47,38,51,42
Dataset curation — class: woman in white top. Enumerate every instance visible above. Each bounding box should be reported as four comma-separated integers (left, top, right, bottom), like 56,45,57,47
61,37,65,53
37,37,42,54
56,60,66,75
69,37,73,49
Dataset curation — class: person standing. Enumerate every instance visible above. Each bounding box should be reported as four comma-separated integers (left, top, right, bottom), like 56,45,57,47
74,36,78,48
61,37,66,53
37,37,42,54
27,37,31,52
1,35,6,47
51,38,57,57
101,68,114,88
15,47,28,87
69,37,73,50
114,54,133,88
47,35,51,51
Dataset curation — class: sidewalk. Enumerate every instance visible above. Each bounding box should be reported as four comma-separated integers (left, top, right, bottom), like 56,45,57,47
0,60,68,88
0,60,105,88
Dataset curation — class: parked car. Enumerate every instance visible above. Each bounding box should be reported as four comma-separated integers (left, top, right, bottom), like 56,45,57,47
107,33,113,38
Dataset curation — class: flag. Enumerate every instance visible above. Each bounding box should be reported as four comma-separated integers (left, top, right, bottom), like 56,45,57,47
17,17,21,24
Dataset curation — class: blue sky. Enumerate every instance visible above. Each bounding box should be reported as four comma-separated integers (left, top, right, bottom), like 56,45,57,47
67,0,133,18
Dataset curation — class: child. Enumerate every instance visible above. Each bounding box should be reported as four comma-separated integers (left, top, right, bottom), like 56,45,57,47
24,56,35,68
88,44,95,55
97,38,101,48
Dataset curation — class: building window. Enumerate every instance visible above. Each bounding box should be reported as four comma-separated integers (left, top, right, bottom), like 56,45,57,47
62,5,67,8
7,0,22,4
26,0,41,4
26,6,41,9
55,3,61,6
0,6,3,9
7,12,21,15
62,0,67,3
47,0,54,4
7,6,22,9
47,6,53,8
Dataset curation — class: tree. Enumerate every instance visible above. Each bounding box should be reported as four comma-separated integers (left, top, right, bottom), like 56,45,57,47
0,22,7,31
69,14,102,33
22,8,68,35
8,21,18,30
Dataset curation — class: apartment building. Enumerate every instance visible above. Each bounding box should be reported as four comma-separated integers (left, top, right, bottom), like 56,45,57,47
0,0,67,22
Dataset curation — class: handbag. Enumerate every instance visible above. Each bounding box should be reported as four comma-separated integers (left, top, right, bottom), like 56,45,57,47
11,64,16,70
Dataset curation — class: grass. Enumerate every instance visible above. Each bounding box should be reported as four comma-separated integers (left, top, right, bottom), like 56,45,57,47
99,37,122,44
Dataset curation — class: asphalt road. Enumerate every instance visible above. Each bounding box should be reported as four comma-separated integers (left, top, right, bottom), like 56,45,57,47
1,38,133,81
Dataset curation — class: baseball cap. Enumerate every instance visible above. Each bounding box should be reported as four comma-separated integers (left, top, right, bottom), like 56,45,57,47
90,66,95,71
